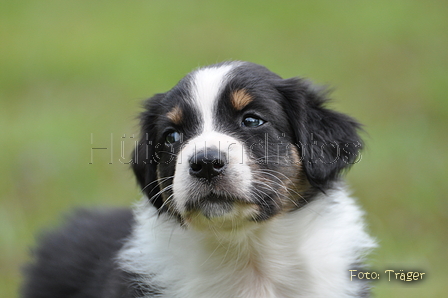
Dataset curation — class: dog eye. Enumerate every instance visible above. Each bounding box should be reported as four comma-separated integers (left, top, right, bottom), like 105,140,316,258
165,131,180,144
242,116,265,128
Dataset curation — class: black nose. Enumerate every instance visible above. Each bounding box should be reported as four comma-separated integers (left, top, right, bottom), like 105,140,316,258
189,149,227,181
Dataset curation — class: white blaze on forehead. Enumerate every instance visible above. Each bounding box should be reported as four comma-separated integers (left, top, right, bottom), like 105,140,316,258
190,64,236,132
173,62,254,215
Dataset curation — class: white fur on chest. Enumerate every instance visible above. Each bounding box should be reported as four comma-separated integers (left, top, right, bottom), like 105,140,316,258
118,188,375,298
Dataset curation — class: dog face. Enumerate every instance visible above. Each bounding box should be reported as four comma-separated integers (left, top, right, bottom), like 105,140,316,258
132,62,362,229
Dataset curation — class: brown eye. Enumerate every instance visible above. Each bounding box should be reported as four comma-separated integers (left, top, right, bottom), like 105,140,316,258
242,116,265,128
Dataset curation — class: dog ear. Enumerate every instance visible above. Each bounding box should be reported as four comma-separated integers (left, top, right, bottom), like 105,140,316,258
131,93,165,209
276,78,363,190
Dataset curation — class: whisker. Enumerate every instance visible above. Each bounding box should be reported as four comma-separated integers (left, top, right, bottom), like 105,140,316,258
158,150,178,157
252,173,306,208
159,193,175,210
252,169,307,201
141,175,174,194
147,184,173,203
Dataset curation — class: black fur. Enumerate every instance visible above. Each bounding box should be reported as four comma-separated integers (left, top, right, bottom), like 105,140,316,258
276,77,363,191
20,208,160,297
132,93,166,210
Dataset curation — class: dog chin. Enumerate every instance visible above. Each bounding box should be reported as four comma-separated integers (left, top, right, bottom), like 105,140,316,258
183,196,260,230
197,199,234,219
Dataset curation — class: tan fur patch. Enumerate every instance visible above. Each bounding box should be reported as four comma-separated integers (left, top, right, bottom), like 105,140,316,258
289,145,301,166
231,89,253,111
166,105,182,125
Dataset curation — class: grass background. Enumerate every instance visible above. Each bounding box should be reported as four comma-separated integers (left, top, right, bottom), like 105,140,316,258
1,0,447,297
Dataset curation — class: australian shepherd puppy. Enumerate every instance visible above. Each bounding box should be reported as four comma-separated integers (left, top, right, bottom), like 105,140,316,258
22,61,375,298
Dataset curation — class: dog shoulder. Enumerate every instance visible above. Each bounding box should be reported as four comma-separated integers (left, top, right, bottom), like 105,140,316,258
21,208,138,298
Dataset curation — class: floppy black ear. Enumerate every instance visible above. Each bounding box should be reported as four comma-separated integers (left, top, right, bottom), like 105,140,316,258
276,78,363,190
131,93,165,209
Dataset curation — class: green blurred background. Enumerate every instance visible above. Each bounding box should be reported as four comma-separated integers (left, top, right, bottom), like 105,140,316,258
1,1,447,297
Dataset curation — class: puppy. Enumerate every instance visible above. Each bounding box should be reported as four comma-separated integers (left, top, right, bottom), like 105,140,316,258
22,61,375,298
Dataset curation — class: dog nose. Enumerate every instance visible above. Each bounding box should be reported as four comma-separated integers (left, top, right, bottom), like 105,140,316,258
189,149,227,181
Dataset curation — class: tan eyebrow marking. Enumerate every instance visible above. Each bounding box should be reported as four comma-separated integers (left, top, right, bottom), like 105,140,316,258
166,105,183,125
231,89,253,111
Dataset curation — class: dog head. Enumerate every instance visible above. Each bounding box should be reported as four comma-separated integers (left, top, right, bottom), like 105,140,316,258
132,62,362,229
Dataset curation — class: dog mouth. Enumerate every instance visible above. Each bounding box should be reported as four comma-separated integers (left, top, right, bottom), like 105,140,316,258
184,194,235,218
184,193,252,219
